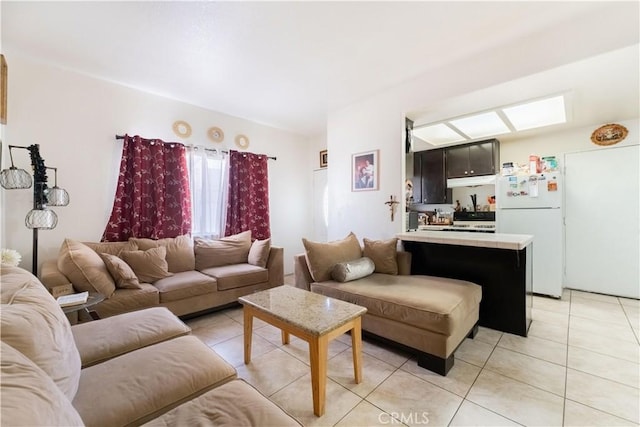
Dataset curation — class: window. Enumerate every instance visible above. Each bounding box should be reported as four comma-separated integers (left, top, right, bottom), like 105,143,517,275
187,147,228,239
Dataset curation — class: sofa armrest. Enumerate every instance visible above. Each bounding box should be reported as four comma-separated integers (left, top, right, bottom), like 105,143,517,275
294,253,313,291
71,307,191,368
40,259,71,292
267,246,284,286
397,251,412,275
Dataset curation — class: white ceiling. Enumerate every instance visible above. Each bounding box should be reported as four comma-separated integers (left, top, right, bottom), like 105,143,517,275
2,1,638,137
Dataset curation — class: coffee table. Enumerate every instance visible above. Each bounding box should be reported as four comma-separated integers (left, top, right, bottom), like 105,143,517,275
238,285,367,416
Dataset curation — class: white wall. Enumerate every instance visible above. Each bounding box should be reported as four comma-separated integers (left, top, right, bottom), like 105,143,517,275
1,55,312,274
325,8,639,242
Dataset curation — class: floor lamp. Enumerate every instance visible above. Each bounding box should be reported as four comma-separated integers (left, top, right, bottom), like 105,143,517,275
0,144,69,275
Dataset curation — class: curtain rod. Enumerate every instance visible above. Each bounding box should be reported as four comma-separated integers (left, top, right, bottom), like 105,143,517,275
114,134,276,160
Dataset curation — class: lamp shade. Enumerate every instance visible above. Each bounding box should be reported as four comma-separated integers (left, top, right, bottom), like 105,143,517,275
47,186,70,206
0,167,33,189
25,208,58,230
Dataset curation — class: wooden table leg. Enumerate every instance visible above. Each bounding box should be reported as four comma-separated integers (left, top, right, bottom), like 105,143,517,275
351,317,363,384
243,307,253,364
281,330,290,345
309,335,328,416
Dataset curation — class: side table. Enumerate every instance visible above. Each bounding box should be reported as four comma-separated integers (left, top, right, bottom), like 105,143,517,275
61,293,105,320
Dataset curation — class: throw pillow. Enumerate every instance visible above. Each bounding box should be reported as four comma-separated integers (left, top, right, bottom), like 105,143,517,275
302,232,362,282
129,235,195,273
363,237,399,275
120,247,173,283
194,230,252,270
57,238,116,298
84,240,137,256
99,253,142,289
248,238,271,268
331,257,375,282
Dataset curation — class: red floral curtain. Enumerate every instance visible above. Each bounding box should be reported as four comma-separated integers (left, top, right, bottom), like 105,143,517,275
102,135,192,241
225,150,270,239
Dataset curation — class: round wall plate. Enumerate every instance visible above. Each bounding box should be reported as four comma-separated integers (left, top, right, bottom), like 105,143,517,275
235,134,250,149
208,126,224,143
172,120,192,138
591,123,628,146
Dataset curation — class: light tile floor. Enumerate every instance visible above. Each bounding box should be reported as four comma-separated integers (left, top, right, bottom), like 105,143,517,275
186,278,640,426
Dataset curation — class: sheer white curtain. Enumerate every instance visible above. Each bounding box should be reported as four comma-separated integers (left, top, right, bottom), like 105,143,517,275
187,146,228,239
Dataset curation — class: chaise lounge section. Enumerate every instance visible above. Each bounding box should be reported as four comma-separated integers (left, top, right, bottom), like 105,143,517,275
294,233,482,375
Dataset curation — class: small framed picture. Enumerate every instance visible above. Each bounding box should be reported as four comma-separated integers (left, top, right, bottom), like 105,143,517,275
319,149,328,168
352,149,379,191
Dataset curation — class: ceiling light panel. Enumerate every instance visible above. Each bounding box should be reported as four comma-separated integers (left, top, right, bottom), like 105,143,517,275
449,111,511,139
412,123,467,145
502,95,566,131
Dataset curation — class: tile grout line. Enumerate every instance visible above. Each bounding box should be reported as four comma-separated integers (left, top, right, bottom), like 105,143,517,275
561,290,572,426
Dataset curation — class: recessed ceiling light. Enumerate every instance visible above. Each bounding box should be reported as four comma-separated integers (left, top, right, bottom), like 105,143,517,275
412,123,467,145
502,95,566,131
449,111,511,139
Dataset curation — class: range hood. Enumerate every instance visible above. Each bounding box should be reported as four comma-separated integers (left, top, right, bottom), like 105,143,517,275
447,174,497,188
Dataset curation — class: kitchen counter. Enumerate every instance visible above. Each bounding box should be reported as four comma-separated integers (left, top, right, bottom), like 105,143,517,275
398,230,533,250
398,231,533,337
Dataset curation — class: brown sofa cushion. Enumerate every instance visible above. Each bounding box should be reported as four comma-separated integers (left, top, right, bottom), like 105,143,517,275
331,257,375,282
194,230,252,270
363,237,398,275
99,253,142,289
153,271,217,303
0,265,82,400
0,342,84,427
90,283,159,319
73,336,237,427
57,238,116,297
302,232,362,282
248,238,271,268
121,247,173,283
130,235,195,273
199,264,269,291
311,274,482,336
142,379,301,427
84,240,137,256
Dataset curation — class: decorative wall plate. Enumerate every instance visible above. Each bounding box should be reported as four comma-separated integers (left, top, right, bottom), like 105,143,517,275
235,134,250,149
207,126,224,143
590,123,628,146
172,120,192,138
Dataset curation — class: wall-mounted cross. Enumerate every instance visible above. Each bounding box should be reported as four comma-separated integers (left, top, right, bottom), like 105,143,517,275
384,195,400,221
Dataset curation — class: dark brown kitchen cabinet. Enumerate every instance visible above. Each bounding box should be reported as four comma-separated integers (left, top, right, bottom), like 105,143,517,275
446,139,499,178
412,149,452,204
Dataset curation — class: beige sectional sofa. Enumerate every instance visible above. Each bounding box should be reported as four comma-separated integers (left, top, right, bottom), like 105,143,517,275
294,233,482,375
1,264,300,426
40,232,284,319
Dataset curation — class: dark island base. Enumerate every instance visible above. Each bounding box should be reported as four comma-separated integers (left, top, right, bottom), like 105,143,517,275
402,241,532,337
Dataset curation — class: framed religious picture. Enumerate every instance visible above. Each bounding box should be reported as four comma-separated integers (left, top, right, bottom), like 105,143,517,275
319,149,327,168
352,149,379,191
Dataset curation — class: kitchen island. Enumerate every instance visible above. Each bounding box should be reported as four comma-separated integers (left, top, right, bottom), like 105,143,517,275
397,230,533,337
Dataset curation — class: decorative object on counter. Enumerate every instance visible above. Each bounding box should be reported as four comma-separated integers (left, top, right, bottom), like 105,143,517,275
404,179,413,203
319,149,327,168
172,120,192,138
384,195,400,221
234,134,250,149
0,144,70,274
352,149,378,191
1,248,21,266
590,123,628,146
207,126,224,143
454,200,462,212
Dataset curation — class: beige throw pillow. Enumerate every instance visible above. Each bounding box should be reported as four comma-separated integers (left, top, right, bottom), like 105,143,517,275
331,257,375,282
129,235,195,273
363,237,399,275
99,253,142,289
120,247,173,283
194,230,252,270
302,232,362,282
248,238,271,268
57,238,116,298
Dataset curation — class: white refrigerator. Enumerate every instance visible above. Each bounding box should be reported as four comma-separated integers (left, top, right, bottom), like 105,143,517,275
496,172,563,298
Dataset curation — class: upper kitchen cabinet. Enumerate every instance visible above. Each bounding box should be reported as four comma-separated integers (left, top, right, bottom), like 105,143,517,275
412,149,452,204
446,139,500,178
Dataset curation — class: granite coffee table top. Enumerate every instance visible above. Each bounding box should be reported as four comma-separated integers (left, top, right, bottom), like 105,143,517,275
239,285,367,336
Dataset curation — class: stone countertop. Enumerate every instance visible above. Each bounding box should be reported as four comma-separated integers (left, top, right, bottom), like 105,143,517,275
238,285,367,336
397,230,533,250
